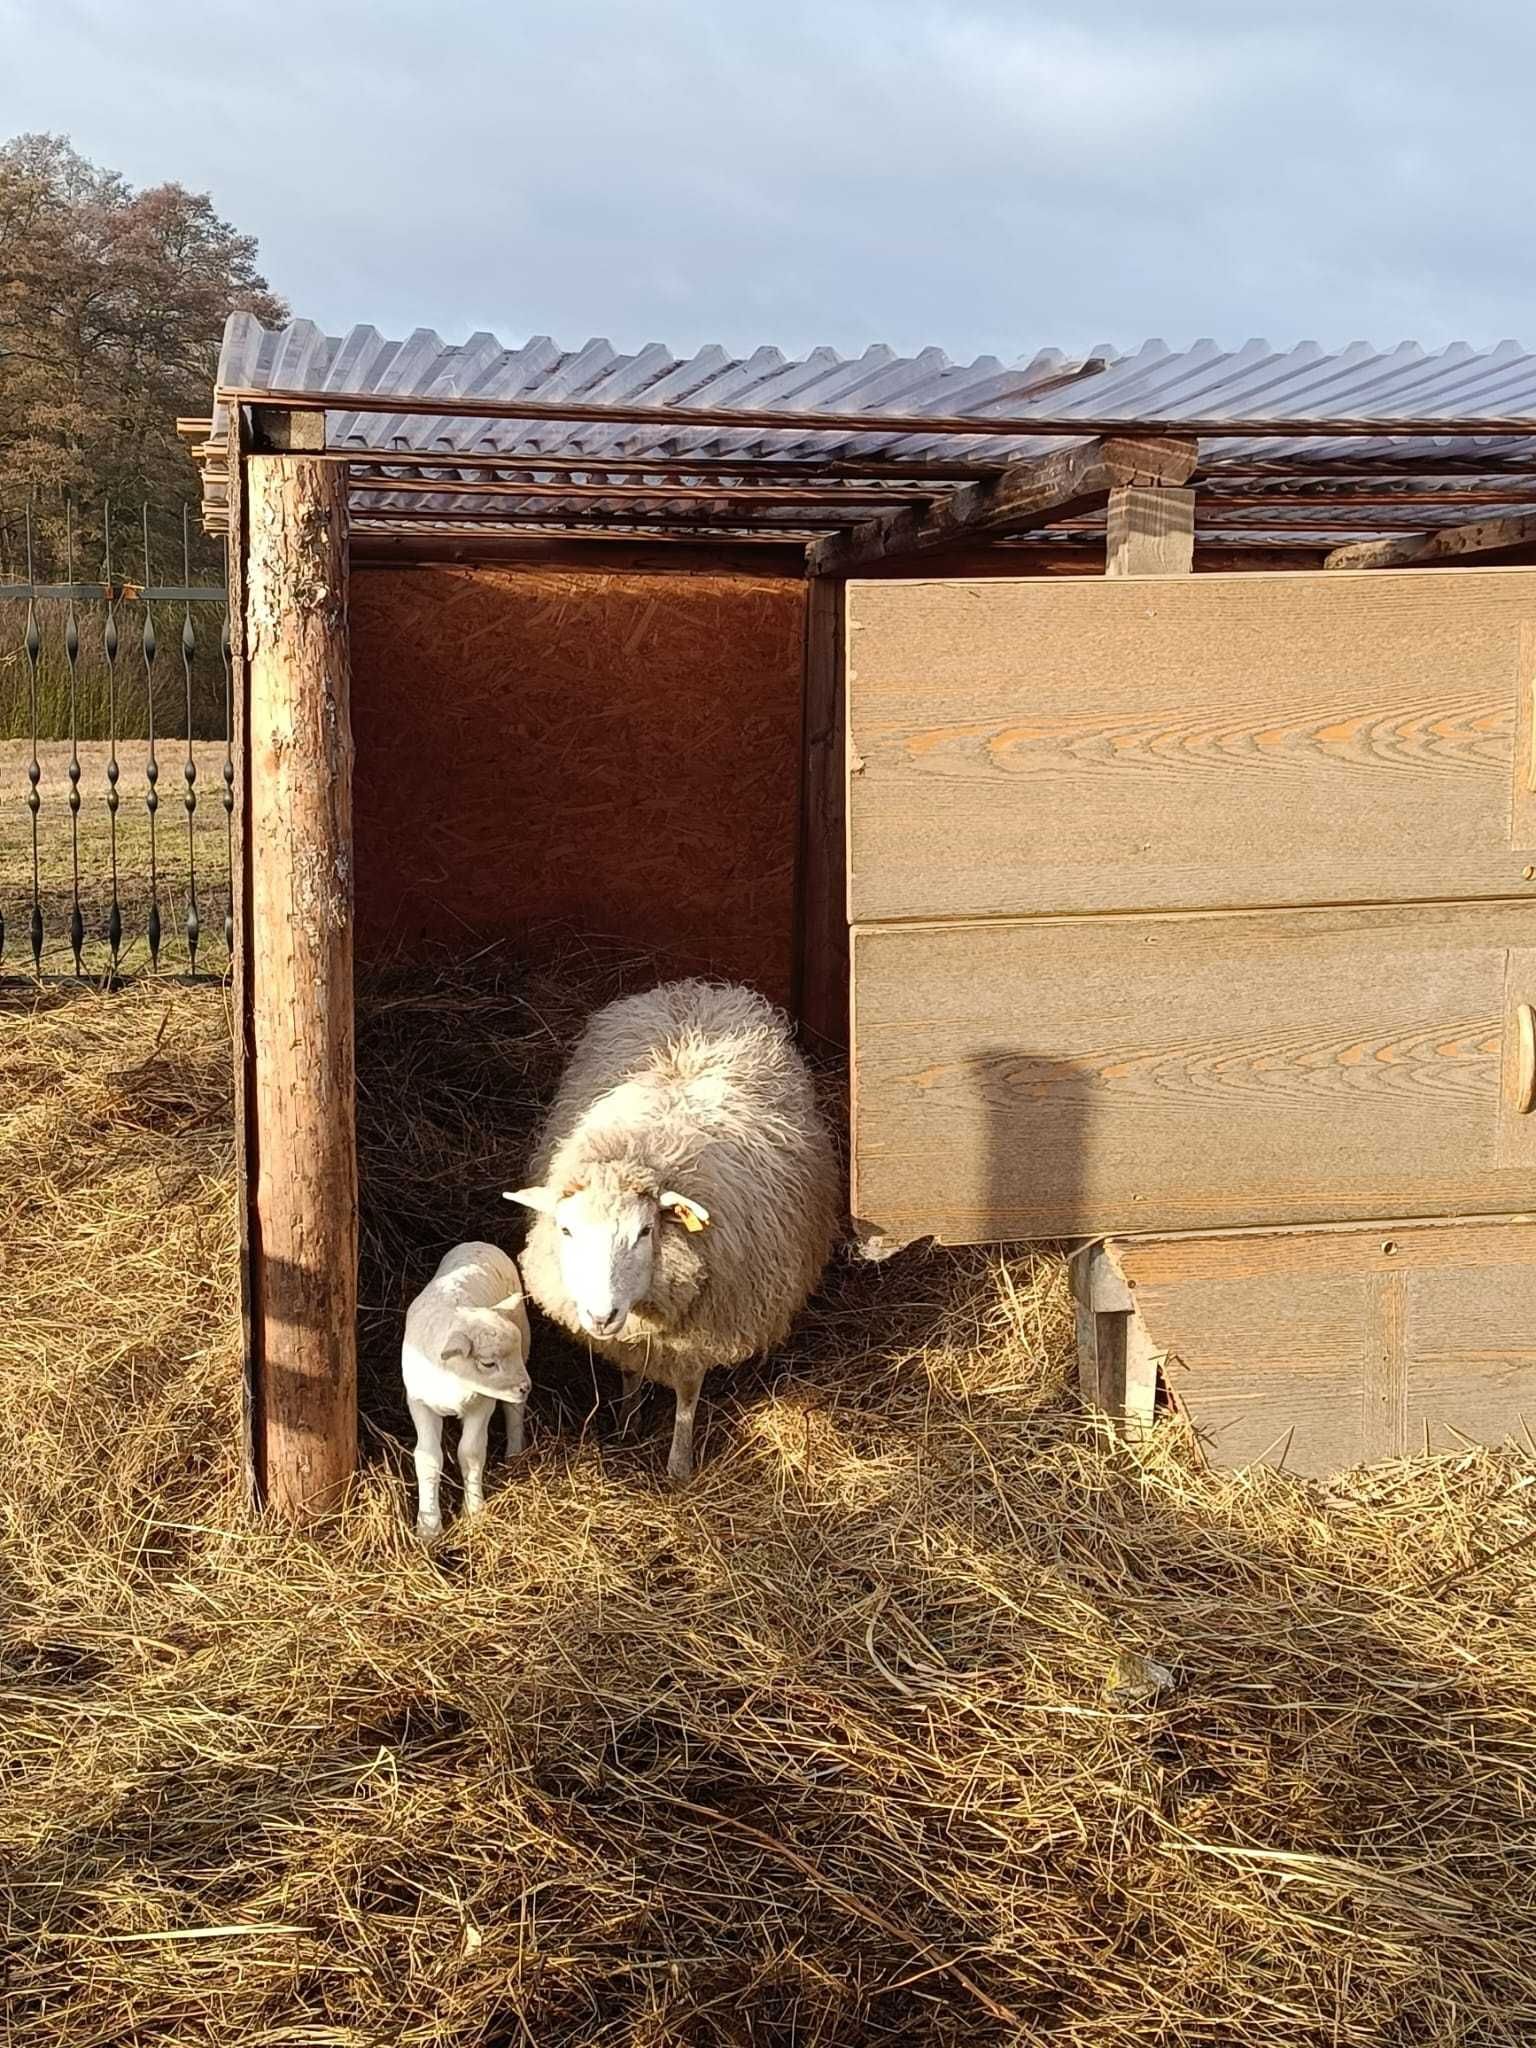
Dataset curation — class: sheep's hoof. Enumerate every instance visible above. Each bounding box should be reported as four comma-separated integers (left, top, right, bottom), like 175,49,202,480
463,1495,485,1517
665,1457,693,1487
415,1513,444,1543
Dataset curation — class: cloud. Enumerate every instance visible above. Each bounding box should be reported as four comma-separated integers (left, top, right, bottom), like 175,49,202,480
2,0,1531,357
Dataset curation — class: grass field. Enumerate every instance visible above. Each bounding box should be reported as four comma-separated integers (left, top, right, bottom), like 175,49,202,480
0,737,232,980
0,595,229,745
5,944,1536,2044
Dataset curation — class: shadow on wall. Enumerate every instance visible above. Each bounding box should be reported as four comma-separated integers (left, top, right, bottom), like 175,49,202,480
852,1043,1097,1259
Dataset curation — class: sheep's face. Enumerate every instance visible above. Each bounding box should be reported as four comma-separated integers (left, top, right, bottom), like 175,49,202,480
507,1169,710,1341
441,1306,531,1401
552,1180,659,1340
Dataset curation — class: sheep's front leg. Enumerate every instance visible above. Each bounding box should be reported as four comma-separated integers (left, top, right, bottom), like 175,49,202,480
504,1393,526,1460
409,1398,446,1539
666,1370,706,1484
459,1398,493,1516
618,1370,647,1436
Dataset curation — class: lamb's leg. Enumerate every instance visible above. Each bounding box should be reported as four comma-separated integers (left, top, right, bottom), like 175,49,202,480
666,1370,706,1484
409,1398,445,1539
459,1398,493,1516
504,1393,526,1459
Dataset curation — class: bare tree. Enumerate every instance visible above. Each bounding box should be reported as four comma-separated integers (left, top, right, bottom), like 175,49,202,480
0,132,287,579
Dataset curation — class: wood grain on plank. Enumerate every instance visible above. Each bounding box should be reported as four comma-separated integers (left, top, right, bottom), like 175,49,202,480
1511,621,1536,850
1111,1213,1536,1287
850,902,1536,1245
846,567,1536,922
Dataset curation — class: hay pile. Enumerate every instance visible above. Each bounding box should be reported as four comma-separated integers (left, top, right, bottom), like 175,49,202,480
6,956,1536,2046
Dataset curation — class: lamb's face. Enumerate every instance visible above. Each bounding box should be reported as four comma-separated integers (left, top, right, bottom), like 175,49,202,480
549,1182,660,1340
442,1306,531,1401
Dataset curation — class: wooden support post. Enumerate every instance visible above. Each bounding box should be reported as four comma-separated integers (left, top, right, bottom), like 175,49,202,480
793,576,848,1051
1105,485,1196,576
244,441,357,1518
808,437,1197,579
1070,1243,1160,1441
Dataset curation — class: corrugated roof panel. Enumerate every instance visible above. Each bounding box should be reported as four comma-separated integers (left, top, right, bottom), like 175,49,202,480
205,318,1536,545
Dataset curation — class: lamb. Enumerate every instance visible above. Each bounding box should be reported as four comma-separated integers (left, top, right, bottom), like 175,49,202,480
401,1241,532,1538
505,979,840,1481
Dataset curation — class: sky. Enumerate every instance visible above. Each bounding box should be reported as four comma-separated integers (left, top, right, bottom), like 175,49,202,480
2,0,1534,366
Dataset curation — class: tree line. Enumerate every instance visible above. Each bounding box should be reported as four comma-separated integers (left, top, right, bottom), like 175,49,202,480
1,133,283,737
0,130,285,583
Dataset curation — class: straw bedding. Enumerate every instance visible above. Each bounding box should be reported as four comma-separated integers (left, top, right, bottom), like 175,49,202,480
5,953,1536,2046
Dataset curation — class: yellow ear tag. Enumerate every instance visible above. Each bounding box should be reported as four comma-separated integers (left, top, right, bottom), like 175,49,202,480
665,1195,710,1233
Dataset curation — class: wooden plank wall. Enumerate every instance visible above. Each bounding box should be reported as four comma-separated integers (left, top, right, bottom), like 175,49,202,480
848,568,1536,924
852,902,1536,1242
847,566,1536,1249
1106,1217,1536,1474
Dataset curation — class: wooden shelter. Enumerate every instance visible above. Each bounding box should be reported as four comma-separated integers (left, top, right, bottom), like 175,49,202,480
191,320,1536,1514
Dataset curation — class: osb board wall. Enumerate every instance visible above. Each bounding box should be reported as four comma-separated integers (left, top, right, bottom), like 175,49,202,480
348,565,806,1000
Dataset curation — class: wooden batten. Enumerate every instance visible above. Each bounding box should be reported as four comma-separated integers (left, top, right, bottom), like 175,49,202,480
1325,511,1536,572
227,403,255,1508
793,576,848,1051
1071,1242,1159,1440
243,445,358,1519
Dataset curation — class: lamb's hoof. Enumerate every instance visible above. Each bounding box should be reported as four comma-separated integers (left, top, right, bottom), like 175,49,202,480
665,1459,692,1488
463,1496,484,1518
415,1514,444,1543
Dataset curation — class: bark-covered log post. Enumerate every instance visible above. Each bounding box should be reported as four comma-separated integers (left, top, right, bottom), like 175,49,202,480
243,420,357,1518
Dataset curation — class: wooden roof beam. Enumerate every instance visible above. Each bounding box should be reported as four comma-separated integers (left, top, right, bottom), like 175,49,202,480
1324,510,1536,570
219,385,1536,441
806,436,1198,577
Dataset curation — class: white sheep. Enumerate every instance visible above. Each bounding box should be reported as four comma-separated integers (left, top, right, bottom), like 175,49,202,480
401,1241,531,1538
505,979,840,1481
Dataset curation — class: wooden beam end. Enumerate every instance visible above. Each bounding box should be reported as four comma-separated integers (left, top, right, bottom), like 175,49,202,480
249,405,327,455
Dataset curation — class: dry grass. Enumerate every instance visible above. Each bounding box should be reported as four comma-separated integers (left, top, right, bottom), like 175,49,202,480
6,954,1536,2045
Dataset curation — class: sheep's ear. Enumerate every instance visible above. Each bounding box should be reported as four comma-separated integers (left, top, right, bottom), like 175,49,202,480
440,1325,473,1363
504,1187,556,1214
660,1190,711,1233
491,1293,525,1319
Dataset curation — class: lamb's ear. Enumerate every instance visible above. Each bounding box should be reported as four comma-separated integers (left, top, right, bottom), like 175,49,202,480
660,1190,711,1233
440,1324,473,1363
504,1187,556,1214
491,1293,525,1320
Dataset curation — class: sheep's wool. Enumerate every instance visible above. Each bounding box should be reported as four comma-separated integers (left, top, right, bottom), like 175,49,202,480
520,981,840,1392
